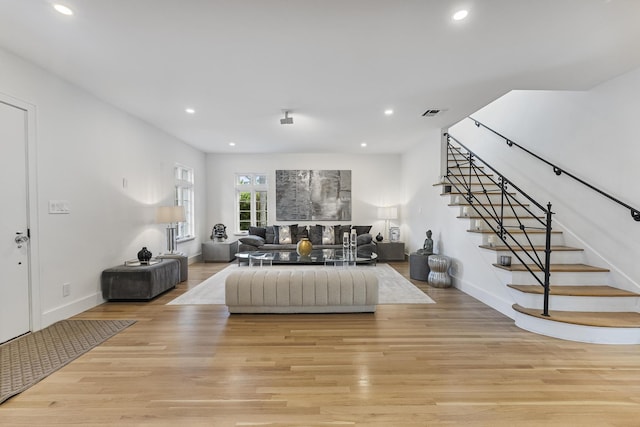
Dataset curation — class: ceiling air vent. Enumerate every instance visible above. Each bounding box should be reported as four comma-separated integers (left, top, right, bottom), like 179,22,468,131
422,109,441,117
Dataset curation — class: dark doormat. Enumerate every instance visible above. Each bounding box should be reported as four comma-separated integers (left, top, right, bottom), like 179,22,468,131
0,319,135,404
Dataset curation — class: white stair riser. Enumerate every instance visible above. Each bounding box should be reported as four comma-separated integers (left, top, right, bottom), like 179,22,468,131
513,311,640,344
446,177,498,186
456,205,538,219
469,217,547,228
510,270,610,285
493,251,584,265
502,232,564,246
450,192,516,202
508,289,640,312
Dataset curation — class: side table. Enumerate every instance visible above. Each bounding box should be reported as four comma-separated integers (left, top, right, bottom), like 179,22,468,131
427,254,452,288
202,240,238,262
376,241,405,261
157,253,188,282
409,253,430,281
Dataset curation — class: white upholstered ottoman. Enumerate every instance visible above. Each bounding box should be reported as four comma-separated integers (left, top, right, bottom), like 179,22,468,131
225,269,378,313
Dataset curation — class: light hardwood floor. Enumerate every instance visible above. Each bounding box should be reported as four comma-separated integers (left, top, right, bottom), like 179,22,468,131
2,261,640,426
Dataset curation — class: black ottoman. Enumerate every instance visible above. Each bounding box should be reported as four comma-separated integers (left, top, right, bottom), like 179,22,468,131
101,259,179,301
409,253,430,281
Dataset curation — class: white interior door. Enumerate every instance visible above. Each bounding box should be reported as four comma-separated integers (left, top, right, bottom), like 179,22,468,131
0,100,31,344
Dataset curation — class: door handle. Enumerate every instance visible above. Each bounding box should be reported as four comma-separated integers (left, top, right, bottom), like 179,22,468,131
15,232,29,248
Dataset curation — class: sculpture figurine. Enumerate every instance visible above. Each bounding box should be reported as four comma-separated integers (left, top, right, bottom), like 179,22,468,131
417,229,434,256
211,223,228,241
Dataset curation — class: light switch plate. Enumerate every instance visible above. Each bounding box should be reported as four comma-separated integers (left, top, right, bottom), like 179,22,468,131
49,200,70,214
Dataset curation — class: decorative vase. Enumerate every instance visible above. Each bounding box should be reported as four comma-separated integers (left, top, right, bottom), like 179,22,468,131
137,247,152,264
296,238,313,257
375,232,383,242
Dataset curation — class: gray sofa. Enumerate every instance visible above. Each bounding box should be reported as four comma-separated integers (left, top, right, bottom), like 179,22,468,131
237,224,377,257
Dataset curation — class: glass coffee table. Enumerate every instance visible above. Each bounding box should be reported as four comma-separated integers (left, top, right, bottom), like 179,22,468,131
235,249,377,266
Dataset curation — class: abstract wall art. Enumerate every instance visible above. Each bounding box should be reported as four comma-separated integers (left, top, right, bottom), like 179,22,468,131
275,170,351,221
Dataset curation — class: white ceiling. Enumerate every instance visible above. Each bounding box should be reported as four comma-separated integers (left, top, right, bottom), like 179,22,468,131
1,0,639,154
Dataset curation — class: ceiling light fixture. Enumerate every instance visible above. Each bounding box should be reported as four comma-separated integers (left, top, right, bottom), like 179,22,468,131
185,108,195,114
53,4,74,16
361,142,367,148
384,109,394,116
280,110,293,125
228,142,236,147
453,10,468,21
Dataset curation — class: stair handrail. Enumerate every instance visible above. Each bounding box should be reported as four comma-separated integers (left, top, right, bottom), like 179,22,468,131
444,132,553,317
469,116,640,222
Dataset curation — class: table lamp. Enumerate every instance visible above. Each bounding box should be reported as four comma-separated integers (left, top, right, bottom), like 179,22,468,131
156,205,185,254
377,206,398,241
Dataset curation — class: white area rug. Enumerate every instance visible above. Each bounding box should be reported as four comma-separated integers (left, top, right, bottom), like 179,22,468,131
168,264,435,305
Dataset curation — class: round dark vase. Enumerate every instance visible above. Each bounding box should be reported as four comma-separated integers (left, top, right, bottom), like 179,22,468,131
137,247,152,263
375,232,384,242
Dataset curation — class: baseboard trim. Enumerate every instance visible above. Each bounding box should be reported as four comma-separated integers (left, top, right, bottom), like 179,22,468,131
40,292,104,329
453,276,515,320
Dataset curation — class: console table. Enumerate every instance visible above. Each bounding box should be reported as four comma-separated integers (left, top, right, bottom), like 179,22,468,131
376,241,405,261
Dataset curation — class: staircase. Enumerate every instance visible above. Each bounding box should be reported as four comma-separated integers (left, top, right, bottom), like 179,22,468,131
440,143,640,344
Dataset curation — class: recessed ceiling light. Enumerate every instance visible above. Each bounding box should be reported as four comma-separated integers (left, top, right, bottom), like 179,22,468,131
53,4,74,16
384,109,394,116
228,142,236,147
185,108,195,114
361,142,367,148
453,10,468,21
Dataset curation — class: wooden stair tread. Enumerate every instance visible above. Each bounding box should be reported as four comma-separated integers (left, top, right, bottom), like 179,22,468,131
451,202,530,207
447,173,494,178
434,182,500,187
479,245,582,252
459,215,543,219
441,192,516,196
468,229,560,234
447,167,484,171
513,304,640,328
494,263,609,273
508,284,639,297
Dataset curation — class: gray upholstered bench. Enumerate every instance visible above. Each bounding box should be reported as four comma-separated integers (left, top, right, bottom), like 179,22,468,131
101,259,180,301
225,269,378,313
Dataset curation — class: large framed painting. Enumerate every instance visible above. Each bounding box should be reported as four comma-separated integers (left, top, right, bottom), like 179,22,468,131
276,170,351,221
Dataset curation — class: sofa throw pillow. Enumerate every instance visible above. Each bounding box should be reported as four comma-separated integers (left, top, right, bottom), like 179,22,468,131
265,226,277,244
336,225,352,244
352,225,372,235
295,225,308,241
278,225,292,244
248,226,266,239
308,225,322,245
239,235,265,247
321,225,335,244
356,233,372,246
289,224,299,243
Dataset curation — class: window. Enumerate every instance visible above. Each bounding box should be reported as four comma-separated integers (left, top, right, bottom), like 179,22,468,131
175,164,194,240
236,173,268,232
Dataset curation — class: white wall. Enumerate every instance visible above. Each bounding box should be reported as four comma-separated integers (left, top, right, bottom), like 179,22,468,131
449,67,640,292
205,153,402,238
400,128,443,253
0,47,206,328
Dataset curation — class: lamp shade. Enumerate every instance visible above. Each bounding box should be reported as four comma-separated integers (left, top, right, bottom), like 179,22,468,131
377,206,398,220
156,205,185,223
